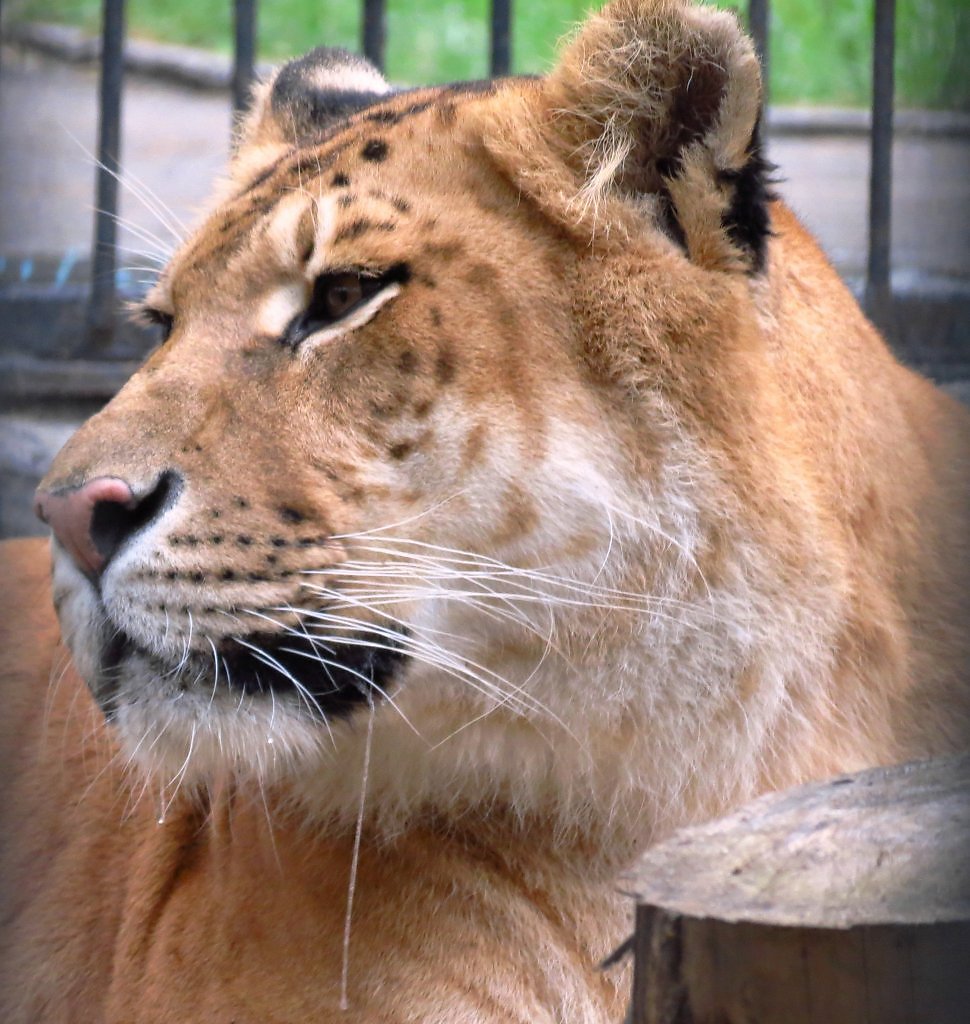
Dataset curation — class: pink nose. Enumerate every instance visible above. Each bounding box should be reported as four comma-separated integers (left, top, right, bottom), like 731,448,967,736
34,477,136,577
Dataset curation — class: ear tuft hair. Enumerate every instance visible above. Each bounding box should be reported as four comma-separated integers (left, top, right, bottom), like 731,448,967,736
542,0,773,272
719,119,776,272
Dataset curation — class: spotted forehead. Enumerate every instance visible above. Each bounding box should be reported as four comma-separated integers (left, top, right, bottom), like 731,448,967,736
172,81,503,279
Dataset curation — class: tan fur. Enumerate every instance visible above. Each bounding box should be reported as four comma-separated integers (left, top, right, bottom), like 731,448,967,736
0,545,623,1020
3,1,970,1020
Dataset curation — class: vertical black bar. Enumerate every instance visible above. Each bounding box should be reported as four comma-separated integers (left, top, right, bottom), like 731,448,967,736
87,0,125,351
748,0,769,96
232,0,257,115
866,0,895,334
362,0,385,73
629,905,655,1024
490,0,512,77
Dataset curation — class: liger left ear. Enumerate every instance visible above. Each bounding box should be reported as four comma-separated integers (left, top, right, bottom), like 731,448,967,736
540,0,773,273
230,47,393,189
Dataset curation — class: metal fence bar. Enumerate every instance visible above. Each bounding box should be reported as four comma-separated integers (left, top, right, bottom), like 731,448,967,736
490,0,512,77
866,0,896,332
362,0,386,72
232,0,257,114
748,0,770,89
86,0,126,350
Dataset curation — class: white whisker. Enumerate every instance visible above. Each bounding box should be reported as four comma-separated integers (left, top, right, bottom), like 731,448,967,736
58,121,188,244
340,697,375,1012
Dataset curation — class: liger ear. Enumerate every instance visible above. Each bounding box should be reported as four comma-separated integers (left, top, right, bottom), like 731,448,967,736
231,48,393,188
542,0,772,272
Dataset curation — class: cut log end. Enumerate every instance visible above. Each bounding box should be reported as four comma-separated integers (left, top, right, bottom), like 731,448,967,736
626,755,970,1024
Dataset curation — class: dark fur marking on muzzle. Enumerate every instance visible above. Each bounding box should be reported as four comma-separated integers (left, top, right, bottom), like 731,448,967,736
93,623,409,722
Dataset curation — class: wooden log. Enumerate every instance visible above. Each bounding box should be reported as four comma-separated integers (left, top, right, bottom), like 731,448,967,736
624,755,970,1023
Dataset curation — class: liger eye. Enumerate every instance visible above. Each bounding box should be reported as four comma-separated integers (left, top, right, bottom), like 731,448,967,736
141,307,174,343
321,272,365,319
281,264,410,350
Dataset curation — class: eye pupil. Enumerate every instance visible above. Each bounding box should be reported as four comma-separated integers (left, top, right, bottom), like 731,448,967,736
326,276,363,318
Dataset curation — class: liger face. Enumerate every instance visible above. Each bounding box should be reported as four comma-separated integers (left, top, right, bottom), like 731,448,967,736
36,76,623,786
34,0,803,836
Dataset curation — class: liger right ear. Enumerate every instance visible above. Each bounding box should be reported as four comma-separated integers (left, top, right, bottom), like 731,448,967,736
230,48,393,189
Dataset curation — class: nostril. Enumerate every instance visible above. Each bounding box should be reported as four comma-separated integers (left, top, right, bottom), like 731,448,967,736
89,495,138,562
37,470,182,577
89,471,181,563
89,472,176,561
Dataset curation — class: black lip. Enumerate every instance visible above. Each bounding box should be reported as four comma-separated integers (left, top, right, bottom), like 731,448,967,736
219,626,408,716
96,623,408,721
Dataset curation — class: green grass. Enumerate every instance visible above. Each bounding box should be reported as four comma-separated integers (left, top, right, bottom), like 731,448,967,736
9,0,969,109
